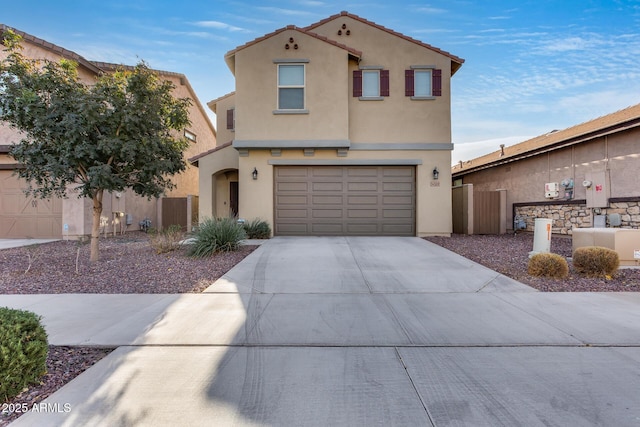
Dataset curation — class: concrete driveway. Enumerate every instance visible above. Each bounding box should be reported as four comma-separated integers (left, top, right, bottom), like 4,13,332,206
3,236,640,426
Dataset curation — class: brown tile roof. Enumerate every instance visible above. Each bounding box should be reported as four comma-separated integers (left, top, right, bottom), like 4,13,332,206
0,24,103,74
224,25,362,67
304,11,465,75
189,141,233,165
207,91,236,114
452,102,640,176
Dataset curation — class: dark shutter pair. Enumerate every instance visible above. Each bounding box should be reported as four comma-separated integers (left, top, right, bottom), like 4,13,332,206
404,69,442,97
352,70,390,97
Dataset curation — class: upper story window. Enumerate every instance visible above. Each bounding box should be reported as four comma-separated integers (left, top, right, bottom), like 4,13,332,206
184,130,197,142
226,108,235,131
278,64,305,110
405,66,442,99
353,67,389,100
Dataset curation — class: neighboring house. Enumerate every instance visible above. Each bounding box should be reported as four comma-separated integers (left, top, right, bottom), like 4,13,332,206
191,11,464,236
0,25,216,239
451,103,640,234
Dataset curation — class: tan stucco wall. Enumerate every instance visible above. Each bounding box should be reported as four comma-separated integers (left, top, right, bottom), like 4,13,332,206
233,29,350,142
214,93,236,147
311,16,453,143
197,145,239,220
457,127,640,229
236,148,452,236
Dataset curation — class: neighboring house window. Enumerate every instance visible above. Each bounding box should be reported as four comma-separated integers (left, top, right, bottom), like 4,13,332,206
278,64,305,110
405,67,442,98
353,68,389,99
226,108,235,130
184,130,197,142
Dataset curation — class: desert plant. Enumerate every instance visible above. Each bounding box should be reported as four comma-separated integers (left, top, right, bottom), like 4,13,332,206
23,244,41,274
527,253,569,279
0,307,49,402
148,225,185,254
573,246,619,278
188,217,247,257
243,219,271,239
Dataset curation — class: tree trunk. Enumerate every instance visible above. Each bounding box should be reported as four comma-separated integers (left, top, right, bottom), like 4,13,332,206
90,190,104,262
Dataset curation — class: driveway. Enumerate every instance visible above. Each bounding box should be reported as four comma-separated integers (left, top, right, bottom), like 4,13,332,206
3,236,640,426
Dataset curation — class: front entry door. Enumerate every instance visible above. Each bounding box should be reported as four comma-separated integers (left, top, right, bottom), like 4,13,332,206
230,181,239,217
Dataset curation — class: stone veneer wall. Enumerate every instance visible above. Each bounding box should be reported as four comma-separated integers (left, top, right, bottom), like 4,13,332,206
514,200,640,235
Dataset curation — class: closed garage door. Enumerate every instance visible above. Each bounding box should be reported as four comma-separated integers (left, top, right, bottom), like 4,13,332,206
274,165,415,236
0,170,63,238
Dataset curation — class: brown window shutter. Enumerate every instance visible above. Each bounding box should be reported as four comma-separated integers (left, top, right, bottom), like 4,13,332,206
432,69,442,96
353,70,362,97
380,69,390,97
405,69,414,96
226,109,234,129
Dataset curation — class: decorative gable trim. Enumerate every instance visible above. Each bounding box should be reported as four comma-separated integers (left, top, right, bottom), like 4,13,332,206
304,11,464,75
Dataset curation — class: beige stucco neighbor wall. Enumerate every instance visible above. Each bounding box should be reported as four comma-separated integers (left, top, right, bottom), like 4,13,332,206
237,148,452,236
458,128,640,232
1,38,216,239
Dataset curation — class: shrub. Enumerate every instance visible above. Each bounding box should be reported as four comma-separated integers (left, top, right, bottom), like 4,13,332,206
243,219,271,239
148,225,184,254
188,217,247,257
0,307,48,402
527,253,569,279
573,246,619,278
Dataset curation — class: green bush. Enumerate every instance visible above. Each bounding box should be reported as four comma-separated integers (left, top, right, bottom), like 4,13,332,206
243,219,271,239
527,253,569,279
148,224,184,254
0,307,48,402
188,217,247,257
573,246,619,278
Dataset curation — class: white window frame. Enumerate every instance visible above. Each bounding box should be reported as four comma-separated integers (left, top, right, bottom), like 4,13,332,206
362,69,380,98
277,63,306,112
414,69,433,97
410,65,436,100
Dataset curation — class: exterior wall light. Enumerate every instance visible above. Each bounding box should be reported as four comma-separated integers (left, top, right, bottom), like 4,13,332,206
252,167,258,180
432,167,439,180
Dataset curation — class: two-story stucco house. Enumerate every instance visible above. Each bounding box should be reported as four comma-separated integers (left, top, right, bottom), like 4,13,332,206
192,11,464,236
0,25,216,239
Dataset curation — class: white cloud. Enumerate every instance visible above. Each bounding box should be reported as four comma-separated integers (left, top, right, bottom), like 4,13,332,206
415,6,447,14
193,20,251,33
256,6,315,17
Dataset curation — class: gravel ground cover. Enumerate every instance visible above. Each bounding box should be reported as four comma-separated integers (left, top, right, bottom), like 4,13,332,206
424,232,640,292
2,232,639,424
1,232,257,425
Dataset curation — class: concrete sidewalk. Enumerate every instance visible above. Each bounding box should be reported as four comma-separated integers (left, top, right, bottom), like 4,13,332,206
2,237,640,426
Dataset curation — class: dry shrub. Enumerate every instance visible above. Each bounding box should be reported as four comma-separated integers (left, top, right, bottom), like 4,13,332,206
528,253,569,279
148,225,184,254
572,246,619,278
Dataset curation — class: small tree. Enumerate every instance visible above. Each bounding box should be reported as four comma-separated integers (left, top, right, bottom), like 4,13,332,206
0,30,191,261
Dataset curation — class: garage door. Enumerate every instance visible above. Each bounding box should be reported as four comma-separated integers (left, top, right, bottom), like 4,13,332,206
0,170,63,238
274,166,415,236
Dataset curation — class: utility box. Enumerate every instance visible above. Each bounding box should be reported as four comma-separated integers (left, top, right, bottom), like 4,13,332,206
572,228,640,266
544,182,559,199
111,191,126,213
584,171,608,208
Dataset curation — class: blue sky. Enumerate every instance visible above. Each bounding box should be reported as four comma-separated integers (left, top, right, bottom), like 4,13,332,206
4,1,640,164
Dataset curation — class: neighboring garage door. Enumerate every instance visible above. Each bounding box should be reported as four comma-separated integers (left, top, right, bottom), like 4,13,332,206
274,165,415,236
0,170,63,238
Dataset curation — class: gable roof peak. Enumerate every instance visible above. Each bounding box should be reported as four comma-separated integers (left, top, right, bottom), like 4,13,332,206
303,11,464,75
